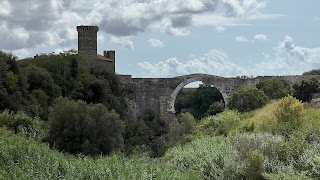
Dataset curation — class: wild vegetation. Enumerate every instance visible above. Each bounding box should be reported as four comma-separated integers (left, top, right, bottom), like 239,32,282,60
1,50,320,179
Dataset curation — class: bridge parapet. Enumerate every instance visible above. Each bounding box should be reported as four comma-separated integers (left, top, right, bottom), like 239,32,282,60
121,74,320,121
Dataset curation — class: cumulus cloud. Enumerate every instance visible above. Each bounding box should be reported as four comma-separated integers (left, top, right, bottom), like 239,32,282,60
254,34,268,40
90,0,268,37
110,36,134,49
276,36,320,63
0,0,273,54
138,49,245,77
138,36,320,77
148,39,165,48
0,0,81,50
222,0,266,17
235,36,249,42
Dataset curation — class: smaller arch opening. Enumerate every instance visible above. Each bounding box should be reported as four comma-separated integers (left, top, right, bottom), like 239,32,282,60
174,81,225,119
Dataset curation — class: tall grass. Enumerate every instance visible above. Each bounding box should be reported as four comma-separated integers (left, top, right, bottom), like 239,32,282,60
164,136,242,179
0,129,199,179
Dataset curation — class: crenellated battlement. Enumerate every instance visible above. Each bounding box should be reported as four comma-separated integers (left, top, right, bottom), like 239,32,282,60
77,25,99,32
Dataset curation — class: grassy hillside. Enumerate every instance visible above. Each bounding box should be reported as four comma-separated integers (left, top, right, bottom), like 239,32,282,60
1,97,320,179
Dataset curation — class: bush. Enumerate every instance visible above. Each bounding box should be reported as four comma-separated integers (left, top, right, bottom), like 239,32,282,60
237,100,279,134
166,113,196,148
197,110,241,136
229,87,269,112
231,133,288,175
243,150,265,180
206,100,225,116
275,96,304,135
231,133,286,162
293,78,319,102
0,111,43,139
47,97,124,155
295,147,320,178
165,136,242,180
256,79,290,99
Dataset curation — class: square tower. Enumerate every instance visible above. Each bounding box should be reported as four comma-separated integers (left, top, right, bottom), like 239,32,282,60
77,25,99,67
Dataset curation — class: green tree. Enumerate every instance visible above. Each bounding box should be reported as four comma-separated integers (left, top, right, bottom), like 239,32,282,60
175,85,224,119
136,109,168,157
229,87,268,112
256,79,290,99
0,51,29,112
47,97,124,155
293,78,319,102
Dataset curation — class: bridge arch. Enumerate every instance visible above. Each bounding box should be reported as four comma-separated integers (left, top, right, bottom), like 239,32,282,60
167,74,228,114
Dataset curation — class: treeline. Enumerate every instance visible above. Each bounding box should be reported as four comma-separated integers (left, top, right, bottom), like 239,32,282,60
0,50,169,157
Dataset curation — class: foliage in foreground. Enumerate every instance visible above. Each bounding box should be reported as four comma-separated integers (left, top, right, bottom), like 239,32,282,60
164,136,242,180
0,129,200,179
0,110,44,139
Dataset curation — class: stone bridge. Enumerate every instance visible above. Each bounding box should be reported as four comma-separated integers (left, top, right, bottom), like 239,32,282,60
121,73,320,120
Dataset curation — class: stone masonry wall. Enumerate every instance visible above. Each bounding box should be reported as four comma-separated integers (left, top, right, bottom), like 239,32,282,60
121,74,320,121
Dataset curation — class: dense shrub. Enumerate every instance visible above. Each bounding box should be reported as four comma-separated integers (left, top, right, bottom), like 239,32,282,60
0,111,43,139
256,79,290,99
295,147,320,178
275,96,304,135
231,133,286,163
124,117,153,155
243,150,265,180
237,100,279,134
165,136,242,180
293,78,320,102
229,87,269,112
206,100,225,116
47,97,124,155
197,110,241,136
166,113,196,148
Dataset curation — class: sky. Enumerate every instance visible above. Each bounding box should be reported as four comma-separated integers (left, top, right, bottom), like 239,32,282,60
1,0,320,78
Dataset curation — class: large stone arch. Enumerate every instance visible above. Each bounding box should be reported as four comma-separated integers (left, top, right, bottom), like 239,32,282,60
167,74,228,114
121,74,320,121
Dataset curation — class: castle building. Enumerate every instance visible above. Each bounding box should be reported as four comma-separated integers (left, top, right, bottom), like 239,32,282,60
77,25,115,72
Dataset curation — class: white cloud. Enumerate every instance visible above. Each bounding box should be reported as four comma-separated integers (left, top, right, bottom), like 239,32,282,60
216,26,226,32
90,0,269,37
0,0,276,52
138,36,320,77
110,36,134,49
0,0,80,51
138,49,245,77
254,34,268,41
148,39,165,48
0,0,11,16
11,49,31,59
221,0,266,17
235,36,249,42
276,36,320,63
